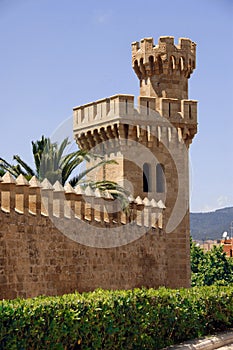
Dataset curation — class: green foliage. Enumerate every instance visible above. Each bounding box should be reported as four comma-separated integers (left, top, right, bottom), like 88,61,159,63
1,286,233,349
0,136,101,185
0,167,4,177
191,239,233,286
0,136,128,199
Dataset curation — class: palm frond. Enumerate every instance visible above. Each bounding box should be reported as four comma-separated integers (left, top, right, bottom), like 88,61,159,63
60,149,92,169
0,157,20,177
0,157,14,169
60,151,92,185
84,180,130,211
32,135,48,174
57,137,70,163
13,155,35,177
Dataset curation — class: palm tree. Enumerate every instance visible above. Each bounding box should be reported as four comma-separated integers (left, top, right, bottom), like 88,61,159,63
0,135,49,180
0,136,129,203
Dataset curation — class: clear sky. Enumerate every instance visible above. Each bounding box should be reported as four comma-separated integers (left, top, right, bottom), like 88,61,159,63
0,0,232,212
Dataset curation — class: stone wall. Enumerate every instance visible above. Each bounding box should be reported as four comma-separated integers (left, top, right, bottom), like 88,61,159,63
0,172,168,300
0,209,167,300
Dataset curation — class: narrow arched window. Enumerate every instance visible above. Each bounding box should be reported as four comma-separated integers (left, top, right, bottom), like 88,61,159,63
149,55,154,73
168,102,171,117
143,163,151,192
147,100,149,115
157,56,163,74
156,163,165,193
134,60,141,79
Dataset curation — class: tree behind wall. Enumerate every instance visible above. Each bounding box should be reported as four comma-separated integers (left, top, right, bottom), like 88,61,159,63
0,136,129,207
191,239,233,286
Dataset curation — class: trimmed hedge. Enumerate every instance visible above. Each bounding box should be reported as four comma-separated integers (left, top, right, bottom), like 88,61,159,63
1,286,233,350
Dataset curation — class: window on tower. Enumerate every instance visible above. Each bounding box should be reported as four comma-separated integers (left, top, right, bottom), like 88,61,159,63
143,163,151,192
156,163,165,193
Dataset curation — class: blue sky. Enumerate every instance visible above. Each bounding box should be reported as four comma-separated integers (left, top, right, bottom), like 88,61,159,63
0,0,232,212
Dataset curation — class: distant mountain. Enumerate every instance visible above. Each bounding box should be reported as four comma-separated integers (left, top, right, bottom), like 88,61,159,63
190,207,233,240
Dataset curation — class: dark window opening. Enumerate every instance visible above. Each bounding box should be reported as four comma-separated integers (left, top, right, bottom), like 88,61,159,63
124,124,129,139
143,163,151,192
157,56,163,74
149,55,154,72
168,103,171,117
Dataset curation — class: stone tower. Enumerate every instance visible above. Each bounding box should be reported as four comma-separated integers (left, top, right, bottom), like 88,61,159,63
132,36,196,100
73,36,197,288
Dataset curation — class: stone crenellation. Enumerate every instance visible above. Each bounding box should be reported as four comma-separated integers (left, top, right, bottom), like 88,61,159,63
132,36,196,79
73,94,197,151
0,172,165,229
132,36,196,100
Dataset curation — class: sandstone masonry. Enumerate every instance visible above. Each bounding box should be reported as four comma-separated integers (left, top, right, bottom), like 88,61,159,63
0,36,197,299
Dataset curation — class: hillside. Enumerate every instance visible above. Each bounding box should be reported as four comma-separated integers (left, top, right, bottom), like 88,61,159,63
190,207,233,240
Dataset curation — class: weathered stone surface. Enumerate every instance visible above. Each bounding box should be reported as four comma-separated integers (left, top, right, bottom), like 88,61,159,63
0,209,167,299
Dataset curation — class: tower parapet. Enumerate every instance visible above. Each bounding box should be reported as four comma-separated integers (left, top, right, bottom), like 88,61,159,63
73,94,197,150
132,36,196,99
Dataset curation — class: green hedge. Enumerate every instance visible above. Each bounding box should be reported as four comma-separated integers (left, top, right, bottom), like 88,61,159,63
1,286,233,350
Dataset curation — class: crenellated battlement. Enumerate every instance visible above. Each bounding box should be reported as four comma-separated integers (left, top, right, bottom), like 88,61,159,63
132,36,196,78
0,172,165,229
132,36,196,57
73,95,135,128
73,94,197,150
132,36,196,99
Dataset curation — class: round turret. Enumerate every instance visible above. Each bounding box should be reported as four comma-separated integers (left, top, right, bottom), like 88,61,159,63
132,36,196,100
